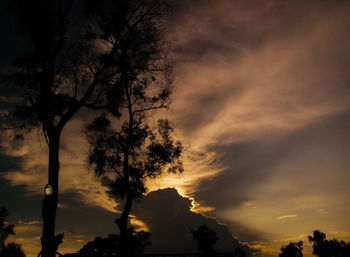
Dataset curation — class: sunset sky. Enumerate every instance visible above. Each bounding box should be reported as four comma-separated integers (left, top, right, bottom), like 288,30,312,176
1,1,350,257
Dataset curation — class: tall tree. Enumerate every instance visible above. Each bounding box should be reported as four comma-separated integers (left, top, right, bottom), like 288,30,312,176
1,1,171,256
85,72,183,255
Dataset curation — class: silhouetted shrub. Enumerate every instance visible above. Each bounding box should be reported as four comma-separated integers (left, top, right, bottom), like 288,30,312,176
77,228,150,257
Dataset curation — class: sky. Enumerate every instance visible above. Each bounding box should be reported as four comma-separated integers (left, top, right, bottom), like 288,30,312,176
1,0,350,257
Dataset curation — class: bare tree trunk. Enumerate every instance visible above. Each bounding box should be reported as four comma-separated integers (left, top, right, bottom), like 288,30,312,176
114,83,135,256
41,129,61,257
117,190,133,257
115,145,134,257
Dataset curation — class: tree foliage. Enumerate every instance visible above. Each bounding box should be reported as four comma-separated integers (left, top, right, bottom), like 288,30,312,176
86,117,183,199
308,230,350,257
0,207,25,257
279,241,303,257
0,207,15,250
3,0,171,137
0,243,26,257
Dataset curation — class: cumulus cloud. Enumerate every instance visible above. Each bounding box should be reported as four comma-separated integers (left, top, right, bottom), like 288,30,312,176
133,188,252,255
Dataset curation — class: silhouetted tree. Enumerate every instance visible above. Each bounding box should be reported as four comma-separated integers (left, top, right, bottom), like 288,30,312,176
0,207,26,257
0,207,14,251
191,224,219,256
85,89,183,255
308,230,350,257
279,241,303,257
76,228,150,257
1,1,172,256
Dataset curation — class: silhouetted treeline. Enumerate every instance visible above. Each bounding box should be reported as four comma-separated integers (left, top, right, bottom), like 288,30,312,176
62,224,247,257
279,230,350,257
308,230,350,257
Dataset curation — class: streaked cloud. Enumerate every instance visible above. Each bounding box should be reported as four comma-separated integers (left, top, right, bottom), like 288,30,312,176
277,215,297,220
17,220,42,225
14,222,41,234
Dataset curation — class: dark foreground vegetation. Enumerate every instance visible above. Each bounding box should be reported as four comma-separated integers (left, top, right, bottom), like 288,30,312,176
0,207,25,257
2,206,350,257
279,230,350,257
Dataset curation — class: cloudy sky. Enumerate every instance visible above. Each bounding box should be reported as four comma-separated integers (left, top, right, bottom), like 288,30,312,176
1,0,350,257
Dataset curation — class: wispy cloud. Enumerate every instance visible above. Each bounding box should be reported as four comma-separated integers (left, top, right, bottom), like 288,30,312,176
277,215,297,220
14,222,41,235
10,221,42,257
18,220,42,225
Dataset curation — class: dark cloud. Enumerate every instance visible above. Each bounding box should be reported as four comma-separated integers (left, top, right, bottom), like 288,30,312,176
194,139,279,209
56,192,117,238
166,0,350,64
133,188,252,255
192,110,350,229
0,148,31,222
0,0,20,67
0,177,41,223
171,39,239,63
0,153,22,172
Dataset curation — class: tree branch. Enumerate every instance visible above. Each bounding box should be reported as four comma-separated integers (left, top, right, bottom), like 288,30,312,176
133,103,167,114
